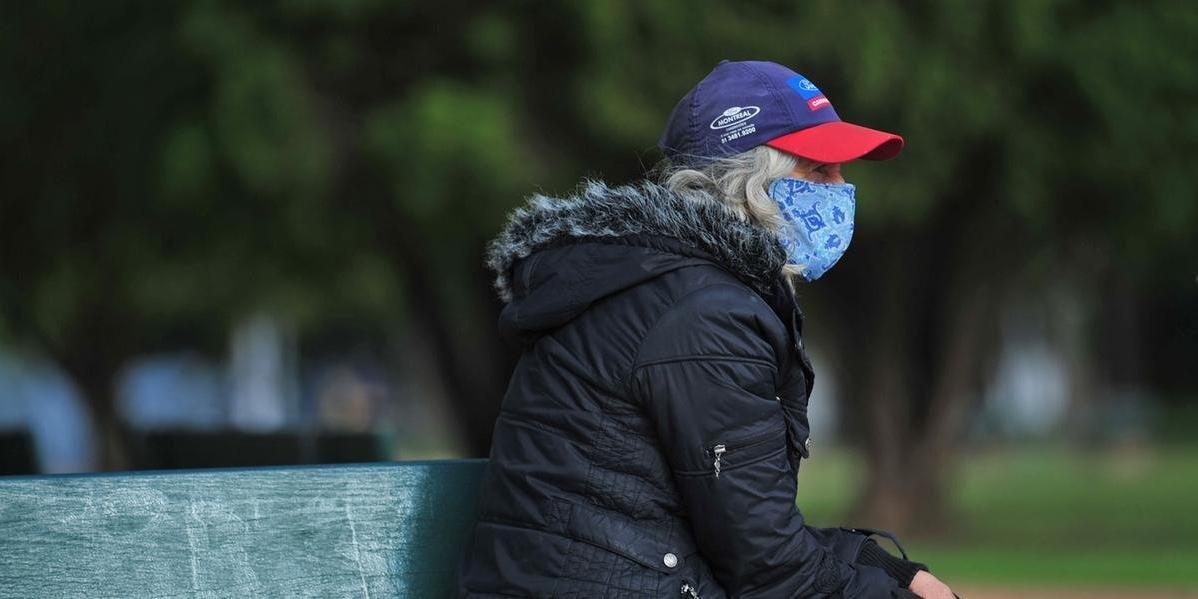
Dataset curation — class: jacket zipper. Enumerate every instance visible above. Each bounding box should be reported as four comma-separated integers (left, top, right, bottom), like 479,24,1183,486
706,424,781,479
680,580,700,598
712,444,725,478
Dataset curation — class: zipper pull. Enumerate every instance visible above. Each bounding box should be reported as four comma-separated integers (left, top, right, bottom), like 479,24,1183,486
680,581,700,598
712,444,725,478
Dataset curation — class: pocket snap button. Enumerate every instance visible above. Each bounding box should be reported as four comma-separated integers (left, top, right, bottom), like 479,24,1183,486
663,552,678,568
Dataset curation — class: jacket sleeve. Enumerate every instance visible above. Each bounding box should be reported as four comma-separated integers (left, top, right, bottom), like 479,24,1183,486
626,284,905,598
805,526,929,587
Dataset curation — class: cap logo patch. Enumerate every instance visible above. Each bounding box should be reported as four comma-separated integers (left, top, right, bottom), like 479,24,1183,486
709,105,761,130
787,75,832,112
787,75,824,98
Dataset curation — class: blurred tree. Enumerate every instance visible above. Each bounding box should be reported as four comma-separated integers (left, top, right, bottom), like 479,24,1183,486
0,2,237,468
0,1,401,467
1,0,1195,538
813,0,1198,532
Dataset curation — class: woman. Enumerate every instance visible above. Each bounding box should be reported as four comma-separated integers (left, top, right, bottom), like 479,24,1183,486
455,60,956,598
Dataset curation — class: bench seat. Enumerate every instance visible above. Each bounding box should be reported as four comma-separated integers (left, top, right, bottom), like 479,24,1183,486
0,460,487,598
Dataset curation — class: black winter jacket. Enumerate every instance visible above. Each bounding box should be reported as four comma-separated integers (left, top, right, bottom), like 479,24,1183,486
455,179,914,598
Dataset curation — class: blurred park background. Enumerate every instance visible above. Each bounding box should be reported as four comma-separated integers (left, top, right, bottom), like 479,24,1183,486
1,0,1196,595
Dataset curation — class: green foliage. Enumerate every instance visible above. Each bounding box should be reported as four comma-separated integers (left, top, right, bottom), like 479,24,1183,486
1,0,1195,433
913,546,1198,587
799,446,1198,585
181,2,333,201
366,81,531,232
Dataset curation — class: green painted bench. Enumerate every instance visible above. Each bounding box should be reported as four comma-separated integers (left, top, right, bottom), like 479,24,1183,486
0,459,488,598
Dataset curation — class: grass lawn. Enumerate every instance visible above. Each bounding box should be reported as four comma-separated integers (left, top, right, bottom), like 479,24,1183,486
796,444,1198,589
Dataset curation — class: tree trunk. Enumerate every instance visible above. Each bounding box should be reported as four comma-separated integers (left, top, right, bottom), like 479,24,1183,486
66,366,131,472
846,244,995,534
851,245,917,532
905,282,991,534
388,232,513,457
52,302,136,472
832,172,1010,535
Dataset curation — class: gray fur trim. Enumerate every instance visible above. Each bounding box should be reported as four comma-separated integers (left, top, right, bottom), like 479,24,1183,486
485,178,786,303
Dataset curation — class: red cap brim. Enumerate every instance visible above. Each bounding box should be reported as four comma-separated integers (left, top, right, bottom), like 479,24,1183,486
764,121,904,163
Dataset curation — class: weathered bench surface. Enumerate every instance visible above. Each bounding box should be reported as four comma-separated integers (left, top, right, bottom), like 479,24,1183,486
0,460,487,598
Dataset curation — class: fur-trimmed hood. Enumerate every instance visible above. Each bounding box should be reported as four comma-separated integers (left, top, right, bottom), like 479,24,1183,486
484,178,788,343
486,179,787,301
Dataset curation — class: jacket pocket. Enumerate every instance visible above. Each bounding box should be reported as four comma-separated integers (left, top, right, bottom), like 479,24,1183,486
780,398,811,469
777,383,812,473
776,335,813,473
676,417,787,478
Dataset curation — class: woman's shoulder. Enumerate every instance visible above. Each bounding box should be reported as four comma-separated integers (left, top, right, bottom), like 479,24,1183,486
652,261,783,318
631,269,791,365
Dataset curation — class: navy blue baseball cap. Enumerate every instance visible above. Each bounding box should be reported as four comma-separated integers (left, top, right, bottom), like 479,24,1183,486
658,59,903,165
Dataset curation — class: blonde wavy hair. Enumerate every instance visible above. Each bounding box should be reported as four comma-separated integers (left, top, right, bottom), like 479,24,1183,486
650,145,805,281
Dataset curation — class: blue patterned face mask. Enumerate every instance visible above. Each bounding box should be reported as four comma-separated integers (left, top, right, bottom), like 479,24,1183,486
766,178,856,281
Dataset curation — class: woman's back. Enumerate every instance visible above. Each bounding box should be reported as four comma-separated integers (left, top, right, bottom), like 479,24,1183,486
456,179,786,597
454,179,911,598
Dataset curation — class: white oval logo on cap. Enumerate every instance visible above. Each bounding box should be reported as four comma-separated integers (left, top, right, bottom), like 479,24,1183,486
796,77,818,91
710,105,761,130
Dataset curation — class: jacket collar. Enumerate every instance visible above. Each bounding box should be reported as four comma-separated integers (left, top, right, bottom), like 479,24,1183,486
484,178,789,303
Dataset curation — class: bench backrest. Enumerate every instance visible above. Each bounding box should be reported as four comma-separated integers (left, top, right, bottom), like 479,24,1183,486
0,459,487,598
